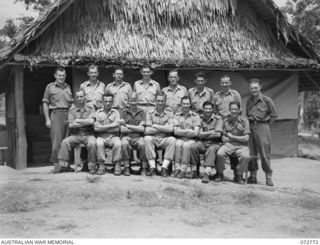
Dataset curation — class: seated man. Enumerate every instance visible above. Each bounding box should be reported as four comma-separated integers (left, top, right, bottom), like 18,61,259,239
216,101,251,184
144,92,176,177
120,92,148,176
196,101,222,184
94,93,123,175
54,89,96,174
173,96,201,179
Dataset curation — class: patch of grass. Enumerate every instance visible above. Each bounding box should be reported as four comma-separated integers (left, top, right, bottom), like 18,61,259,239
28,177,49,182
55,223,77,232
182,218,211,227
86,175,101,183
236,191,264,205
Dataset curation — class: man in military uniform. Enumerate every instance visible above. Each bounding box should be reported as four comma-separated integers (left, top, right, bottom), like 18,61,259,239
162,69,188,114
173,96,201,179
216,101,251,184
94,94,123,175
246,78,278,186
188,72,214,115
54,89,96,174
42,67,73,172
105,67,133,110
120,92,148,176
133,64,161,113
193,101,223,184
144,92,176,177
80,65,105,110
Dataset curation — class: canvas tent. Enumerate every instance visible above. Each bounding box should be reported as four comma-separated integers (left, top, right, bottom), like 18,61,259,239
0,0,319,169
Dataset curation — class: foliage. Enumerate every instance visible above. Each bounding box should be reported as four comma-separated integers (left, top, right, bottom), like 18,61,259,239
14,0,52,12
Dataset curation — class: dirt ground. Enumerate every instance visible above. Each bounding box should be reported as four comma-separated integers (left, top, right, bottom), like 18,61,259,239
1,157,320,238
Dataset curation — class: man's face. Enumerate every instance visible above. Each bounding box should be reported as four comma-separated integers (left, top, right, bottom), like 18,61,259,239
54,70,66,84
141,68,153,79
87,67,99,81
181,98,191,112
203,104,213,118
250,82,261,97
113,69,124,82
229,104,240,117
155,95,165,109
168,72,179,87
220,77,231,90
195,76,206,89
103,96,113,110
128,94,137,108
75,91,85,105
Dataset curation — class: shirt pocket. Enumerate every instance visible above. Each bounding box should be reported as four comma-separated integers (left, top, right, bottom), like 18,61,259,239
255,104,268,119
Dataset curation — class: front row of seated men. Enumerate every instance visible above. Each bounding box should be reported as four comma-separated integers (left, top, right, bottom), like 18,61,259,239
54,89,250,185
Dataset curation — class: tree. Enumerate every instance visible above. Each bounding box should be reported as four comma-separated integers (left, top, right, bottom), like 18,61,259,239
15,0,52,12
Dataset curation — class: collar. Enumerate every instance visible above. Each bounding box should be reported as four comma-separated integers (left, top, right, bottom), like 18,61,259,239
123,106,143,116
217,89,231,96
166,85,181,92
54,82,68,89
195,87,208,96
202,113,216,123
112,81,126,87
138,79,155,86
85,80,101,88
177,110,194,118
153,108,167,117
252,94,264,104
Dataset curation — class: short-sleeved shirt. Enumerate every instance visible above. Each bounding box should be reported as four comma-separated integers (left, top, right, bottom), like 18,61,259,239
146,108,174,137
215,89,242,118
68,104,95,135
42,82,73,109
120,107,145,138
105,81,132,109
174,110,201,133
162,85,188,113
80,80,105,110
223,116,250,146
246,94,278,123
200,114,223,145
188,87,214,113
93,108,120,138
133,80,161,106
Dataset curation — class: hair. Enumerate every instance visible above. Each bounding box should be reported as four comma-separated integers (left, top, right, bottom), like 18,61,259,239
140,63,153,71
88,64,99,72
249,78,261,85
229,101,241,109
74,88,85,96
181,95,191,104
103,93,114,100
155,91,167,101
203,101,214,109
194,71,206,80
54,67,66,74
220,74,231,81
114,66,124,73
168,69,179,77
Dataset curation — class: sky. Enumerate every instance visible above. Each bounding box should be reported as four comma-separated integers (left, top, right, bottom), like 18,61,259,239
0,0,288,28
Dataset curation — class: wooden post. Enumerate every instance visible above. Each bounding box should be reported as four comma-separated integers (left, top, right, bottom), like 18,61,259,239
14,66,27,169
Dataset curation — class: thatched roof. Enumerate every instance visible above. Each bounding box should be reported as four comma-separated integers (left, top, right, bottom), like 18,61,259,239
0,0,319,69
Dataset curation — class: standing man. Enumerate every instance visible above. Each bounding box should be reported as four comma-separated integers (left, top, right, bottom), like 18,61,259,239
133,64,161,113
105,67,132,110
54,89,96,174
162,69,188,114
94,94,123,175
188,72,214,115
80,65,105,110
42,67,73,172
194,101,223,184
216,101,251,184
120,92,148,176
173,96,201,179
144,92,176,177
246,78,278,186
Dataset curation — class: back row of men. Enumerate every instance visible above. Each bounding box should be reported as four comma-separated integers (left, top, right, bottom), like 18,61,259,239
42,64,277,186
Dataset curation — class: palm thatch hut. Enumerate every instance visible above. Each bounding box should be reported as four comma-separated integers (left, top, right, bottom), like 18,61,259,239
0,0,319,169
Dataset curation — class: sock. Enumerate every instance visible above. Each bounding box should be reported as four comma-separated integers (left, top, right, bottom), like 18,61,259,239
205,167,212,175
149,160,156,169
162,159,170,169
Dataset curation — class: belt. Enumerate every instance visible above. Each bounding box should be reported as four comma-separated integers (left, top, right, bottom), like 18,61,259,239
249,120,268,124
52,108,69,112
138,103,154,107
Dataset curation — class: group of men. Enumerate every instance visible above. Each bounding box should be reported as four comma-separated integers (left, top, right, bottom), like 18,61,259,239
42,64,277,186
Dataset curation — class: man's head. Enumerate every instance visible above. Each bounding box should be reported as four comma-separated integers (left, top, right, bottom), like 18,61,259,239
128,92,138,108
155,91,166,111
113,67,124,82
181,96,191,113
194,72,207,89
54,67,66,84
140,64,153,80
220,75,232,92
229,101,241,118
168,69,180,87
87,65,99,81
74,89,86,106
249,78,262,97
103,93,114,111
203,101,214,118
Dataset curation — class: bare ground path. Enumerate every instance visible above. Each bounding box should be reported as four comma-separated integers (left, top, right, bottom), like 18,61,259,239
1,158,320,238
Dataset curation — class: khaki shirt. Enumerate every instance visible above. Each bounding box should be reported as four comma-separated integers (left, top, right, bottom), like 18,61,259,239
93,108,120,138
105,81,132,109
120,107,145,137
68,104,95,135
42,82,73,109
215,89,242,118
174,111,201,130
200,114,223,145
246,94,278,123
80,80,105,109
146,108,174,137
188,87,214,113
223,116,250,146
162,85,188,113
133,80,161,106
